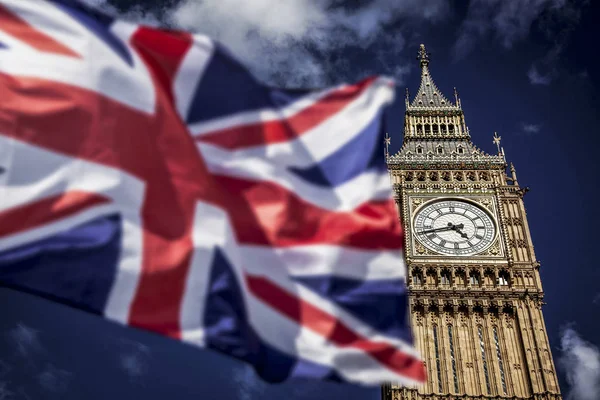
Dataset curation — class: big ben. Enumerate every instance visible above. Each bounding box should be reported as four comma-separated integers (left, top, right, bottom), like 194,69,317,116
382,45,562,400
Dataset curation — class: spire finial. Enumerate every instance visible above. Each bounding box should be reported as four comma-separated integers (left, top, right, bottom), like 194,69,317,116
405,88,409,107
417,44,430,68
454,87,461,107
384,132,391,160
493,132,502,154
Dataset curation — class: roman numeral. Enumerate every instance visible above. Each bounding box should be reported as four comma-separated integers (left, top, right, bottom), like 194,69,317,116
449,206,455,213
475,234,484,239
428,234,436,240
454,243,459,249
440,239,446,247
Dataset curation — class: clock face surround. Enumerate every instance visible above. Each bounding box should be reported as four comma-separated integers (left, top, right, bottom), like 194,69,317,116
413,198,496,256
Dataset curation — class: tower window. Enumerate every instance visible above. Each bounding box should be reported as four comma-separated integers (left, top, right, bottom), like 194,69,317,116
448,125,455,133
498,272,510,286
448,325,459,393
478,326,492,395
441,271,451,285
493,326,508,395
437,146,444,154
470,273,480,286
433,124,439,134
440,124,447,133
413,272,423,286
416,146,423,154
416,124,423,133
433,325,443,393
457,146,464,154
425,124,431,134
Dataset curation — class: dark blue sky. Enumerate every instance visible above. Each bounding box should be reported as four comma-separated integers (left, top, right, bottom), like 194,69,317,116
1,0,599,399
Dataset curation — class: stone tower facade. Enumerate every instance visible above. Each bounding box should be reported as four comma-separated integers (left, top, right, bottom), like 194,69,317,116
382,45,562,400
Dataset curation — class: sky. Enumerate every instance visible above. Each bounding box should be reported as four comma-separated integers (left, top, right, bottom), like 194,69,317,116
1,0,600,399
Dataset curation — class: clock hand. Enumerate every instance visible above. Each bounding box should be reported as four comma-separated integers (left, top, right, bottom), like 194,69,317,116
418,225,455,234
418,222,463,235
453,225,469,239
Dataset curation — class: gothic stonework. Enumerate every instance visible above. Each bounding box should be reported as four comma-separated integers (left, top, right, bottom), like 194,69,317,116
382,45,561,400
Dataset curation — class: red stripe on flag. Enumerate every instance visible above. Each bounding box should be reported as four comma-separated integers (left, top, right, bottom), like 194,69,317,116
215,175,403,250
0,4,80,58
246,275,426,382
196,78,377,150
0,191,110,239
131,28,192,105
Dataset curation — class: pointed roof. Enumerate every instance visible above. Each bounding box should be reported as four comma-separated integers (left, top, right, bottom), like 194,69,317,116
408,44,459,110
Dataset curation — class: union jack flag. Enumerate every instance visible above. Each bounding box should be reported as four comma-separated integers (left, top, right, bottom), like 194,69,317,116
0,0,425,386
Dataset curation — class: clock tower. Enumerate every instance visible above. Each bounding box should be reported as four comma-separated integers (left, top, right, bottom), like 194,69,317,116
382,45,562,400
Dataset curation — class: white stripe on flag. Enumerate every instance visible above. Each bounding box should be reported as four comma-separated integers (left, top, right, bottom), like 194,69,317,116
173,34,214,123
245,289,422,386
199,142,392,211
240,245,406,281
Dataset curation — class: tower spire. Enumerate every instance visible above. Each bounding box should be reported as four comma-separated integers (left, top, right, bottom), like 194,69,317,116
408,44,456,109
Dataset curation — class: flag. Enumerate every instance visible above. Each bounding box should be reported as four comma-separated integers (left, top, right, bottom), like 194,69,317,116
0,0,425,386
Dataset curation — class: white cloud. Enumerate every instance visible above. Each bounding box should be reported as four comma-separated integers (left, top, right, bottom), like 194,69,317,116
232,366,264,400
168,0,451,86
521,123,541,134
38,363,72,393
0,382,13,400
83,0,451,87
6,323,42,358
528,65,553,85
117,339,151,380
559,327,600,400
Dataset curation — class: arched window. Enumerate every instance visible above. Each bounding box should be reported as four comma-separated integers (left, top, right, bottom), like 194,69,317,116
448,325,459,393
441,270,451,285
457,146,464,154
493,326,508,394
432,124,439,134
469,272,480,286
416,145,423,154
425,124,431,134
498,271,510,286
433,325,443,393
440,124,447,133
412,271,423,286
436,146,444,154
448,124,455,133
416,124,423,133
478,326,492,395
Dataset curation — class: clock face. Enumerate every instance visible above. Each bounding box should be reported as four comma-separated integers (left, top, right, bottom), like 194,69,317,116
413,199,496,256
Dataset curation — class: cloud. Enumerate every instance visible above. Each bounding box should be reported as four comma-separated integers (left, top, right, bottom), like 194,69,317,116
521,123,541,135
454,0,560,59
117,339,151,380
593,292,600,305
87,0,451,87
0,361,10,378
0,382,13,400
38,364,72,394
453,0,587,67
6,323,42,359
528,65,553,85
232,366,264,400
559,326,600,400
